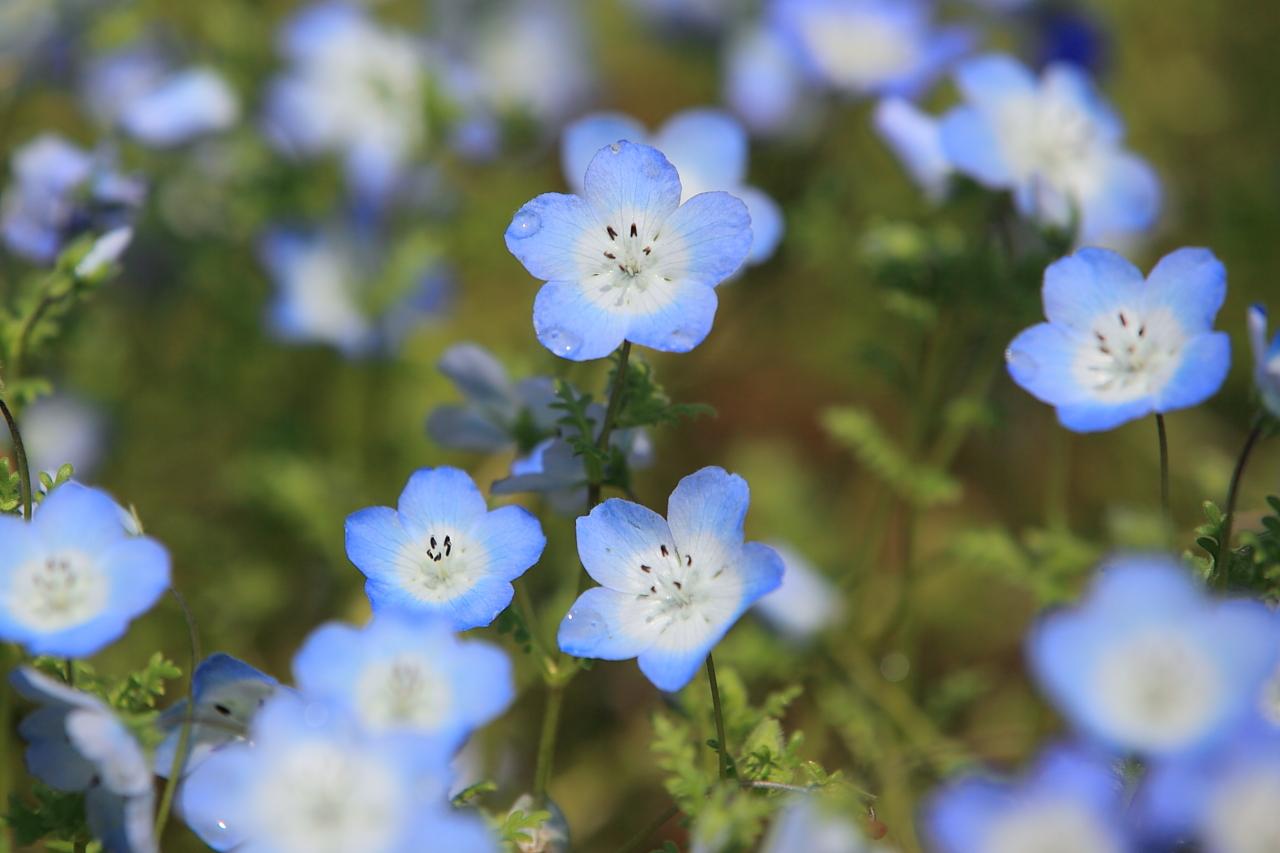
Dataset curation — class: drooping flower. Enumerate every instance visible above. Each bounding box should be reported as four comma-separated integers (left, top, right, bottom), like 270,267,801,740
11,667,157,853
154,653,280,779
179,692,497,853
1248,304,1280,418
0,482,170,657
940,54,1160,244
1026,554,1275,758
345,467,545,631
557,467,784,692
506,141,752,361
1006,247,1230,432
753,543,844,643
873,97,951,201
291,611,512,754
561,109,783,264
925,745,1130,853
760,797,883,853
425,343,558,453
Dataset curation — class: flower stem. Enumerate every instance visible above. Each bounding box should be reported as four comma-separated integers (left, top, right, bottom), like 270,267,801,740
531,681,564,805
585,341,632,509
154,588,203,840
1155,414,1171,534
1215,414,1268,585
0,398,31,521
706,654,730,781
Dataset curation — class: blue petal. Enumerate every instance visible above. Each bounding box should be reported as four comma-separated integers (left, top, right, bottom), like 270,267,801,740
557,586,654,660
1042,63,1121,143
734,185,784,264
576,499,675,593
638,638,713,693
345,505,415,591
739,542,786,603
666,467,749,558
437,343,513,408
624,278,719,354
1145,248,1227,332
426,574,519,632
652,191,752,287
1006,323,1087,407
1248,304,1269,365
0,514,39,580
1056,396,1153,432
883,25,975,99
397,467,488,535
426,406,512,452
85,786,156,853
21,708,96,790
101,536,171,624
939,106,1010,187
581,141,682,229
722,25,810,136
561,113,648,193
119,67,239,147
532,279,630,361
33,483,129,552
505,193,598,282
178,743,254,851
953,53,1038,110
874,97,950,199
1078,152,1161,243
1042,248,1145,334
652,109,748,192
1153,333,1230,413
467,505,545,583
449,638,515,727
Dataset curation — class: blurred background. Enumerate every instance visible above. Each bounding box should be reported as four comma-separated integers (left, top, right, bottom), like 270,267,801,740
2,0,1279,849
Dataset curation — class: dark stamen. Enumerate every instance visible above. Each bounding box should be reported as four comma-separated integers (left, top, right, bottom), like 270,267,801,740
685,554,692,566
673,581,683,590
630,223,638,237
643,247,651,255
607,226,617,240
640,564,652,573
660,544,669,557
604,251,616,259
215,704,232,716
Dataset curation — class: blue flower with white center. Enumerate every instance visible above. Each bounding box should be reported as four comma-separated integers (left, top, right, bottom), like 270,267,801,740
506,141,753,361
770,0,973,98
925,745,1129,853
940,54,1160,244
753,544,844,643
345,467,546,631
154,654,279,779
179,691,497,853
291,611,512,754
1027,554,1276,758
562,109,783,265
873,97,952,201
1248,304,1280,418
11,667,157,853
0,482,170,657
1006,247,1230,432
425,343,558,453
557,467,784,692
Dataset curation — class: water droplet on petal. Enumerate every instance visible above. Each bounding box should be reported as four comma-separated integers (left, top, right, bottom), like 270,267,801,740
1006,347,1038,381
542,326,582,358
508,210,541,240
668,327,701,350
560,604,606,652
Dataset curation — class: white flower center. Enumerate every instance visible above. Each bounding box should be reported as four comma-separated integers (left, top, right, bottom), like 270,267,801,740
997,93,1102,192
632,540,741,638
983,799,1123,853
1091,629,1221,751
9,549,109,631
795,12,918,90
1205,767,1280,853
355,653,452,732
582,218,671,310
395,528,482,604
1072,306,1187,403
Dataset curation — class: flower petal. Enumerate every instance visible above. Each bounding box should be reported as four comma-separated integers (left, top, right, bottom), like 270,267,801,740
397,467,488,536
939,106,1010,187
1042,248,1144,334
651,191,752,287
581,141,682,233
623,278,718,354
33,483,128,552
505,192,598,282
734,185,784,264
1078,152,1161,243
1056,397,1153,433
667,467,749,561
638,629,718,693
425,406,512,452
1154,333,1230,413
953,53,1038,110
576,499,675,594
557,586,655,660
1145,248,1226,332
561,112,648,193
467,505,545,583
652,109,748,193
1006,322,1088,407
532,279,630,361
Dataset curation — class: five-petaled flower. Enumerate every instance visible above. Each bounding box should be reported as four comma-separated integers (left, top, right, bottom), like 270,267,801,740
557,466,783,692
505,140,752,361
1248,304,1280,418
345,467,545,631
1006,247,1231,432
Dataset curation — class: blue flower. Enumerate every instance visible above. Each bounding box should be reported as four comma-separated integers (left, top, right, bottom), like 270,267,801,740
1006,247,1230,432
425,343,558,453
760,797,879,853
925,744,1129,853
7,393,106,479
345,467,545,631
155,653,280,779
557,467,783,692
562,109,783,265
291,611,513,754
11,667,157,853
770,0,973,98
179,691,496,853
752,543,844,643
506,141,752,361
0,482,170,657
117,67,239,147
722,25,818,139
873,97,951,201
1027,554,1276,758
1248,304,1280,418
940,54,1160,244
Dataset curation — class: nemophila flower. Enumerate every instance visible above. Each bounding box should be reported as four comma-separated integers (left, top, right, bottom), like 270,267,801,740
1027,554,1275,758
940,54,1160,244
753,543,844,643
1,134,144,264
925,745,1129,853
769,0,973,99
1248,304,1280,418
425,343,558,453
11,667,157,853
292,611,512,753
0,482,170,657
557,467,784,692
562,109,783,265
505,141,752,361
4,393,105,478
873,97,951,201
761,797,883,853
345,467,545,631
155,654,280,779
179,691,497,853
723,24,818,139
1006,247,1230,432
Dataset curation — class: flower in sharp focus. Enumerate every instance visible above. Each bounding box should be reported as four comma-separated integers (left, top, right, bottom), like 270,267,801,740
940,53,1160,244
924,745,1129,853
505,141,752,361
752,543,844,643
11,667,157,853
873,97,952,201
345,467,546,631
291,610,512,753
557,466,783,692
562,109,783,265
0,482,170,657
1006,247,1230,432
425,342,558,453
1027,554,1275,758
1248,304,1280,418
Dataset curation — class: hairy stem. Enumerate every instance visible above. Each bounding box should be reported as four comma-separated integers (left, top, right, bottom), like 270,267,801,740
0,399,31,521
706,654,731,781
155,588,203,840
1215,414,1268,585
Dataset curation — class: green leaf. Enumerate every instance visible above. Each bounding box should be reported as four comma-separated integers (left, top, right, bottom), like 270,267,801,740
821,406,961,508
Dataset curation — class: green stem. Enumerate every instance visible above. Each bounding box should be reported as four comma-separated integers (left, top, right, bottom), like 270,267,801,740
585,341,632,509
155,588,203,840
531,682,564,805
0,399,31,521
1156,414,1171,535
64,658,74,687
514,579,554,661
706,654,730,781
1215,414,1267,585
616,804,679,853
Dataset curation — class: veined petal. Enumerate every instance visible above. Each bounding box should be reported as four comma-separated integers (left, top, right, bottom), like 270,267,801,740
1006,323,1089,406
466,505,545,583
33,483,128,552
1145,248,1227,332
650,191,752,287
428,574,517,631
557,586,655,660
505,192,599,282
623,278,718,354
345,506,415,586
532,279,630,361
667,467,749,561
581,141,682,238
397,467,488,536
638,625,721,692
1042,248,1144,334
1153,332,1230,413
179,744,255,851
652,109,749,193
561,113,648,193
576,499,675,594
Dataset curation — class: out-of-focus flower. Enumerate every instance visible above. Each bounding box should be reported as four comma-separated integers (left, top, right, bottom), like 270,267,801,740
753,543,844,642
0,483,170,657
760,797,882,853
562,109,783,264
84,50,239,147
291,611,512,753
11,667,157,853
1006,247,1230,432
74,226,133,279
940,54,1159,244
8,393,106,478
627,0,739,33
345,467,545,631
557,467,784,691
1248,304,1280,418
1027,555,1275,758
873,97,951,200
425,343,558,453
505,141,752,361
0,0,57,64
722,24,818,138
925,745,1128,853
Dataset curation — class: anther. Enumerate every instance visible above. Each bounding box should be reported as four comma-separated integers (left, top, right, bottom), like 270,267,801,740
630,223,638,237
604,251,616,259
607,226,617,240
685,554,692,567
660,544,669,557
640,564,652,573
